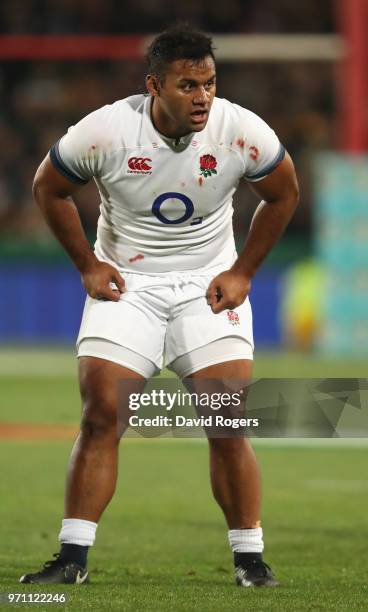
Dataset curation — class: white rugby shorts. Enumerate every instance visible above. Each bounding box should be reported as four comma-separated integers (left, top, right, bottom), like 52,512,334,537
77,272,254,374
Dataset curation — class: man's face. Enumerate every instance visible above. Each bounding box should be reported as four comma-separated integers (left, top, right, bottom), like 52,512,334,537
148,55,216,138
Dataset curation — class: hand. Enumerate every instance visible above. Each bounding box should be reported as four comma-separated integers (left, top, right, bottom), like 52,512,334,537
81,260,126,301
206,269,251,314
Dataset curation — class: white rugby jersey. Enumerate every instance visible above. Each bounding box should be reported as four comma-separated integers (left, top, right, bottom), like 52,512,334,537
50,95,285,274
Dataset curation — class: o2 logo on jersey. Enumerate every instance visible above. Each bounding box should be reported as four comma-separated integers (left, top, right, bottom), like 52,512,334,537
152,192,203,226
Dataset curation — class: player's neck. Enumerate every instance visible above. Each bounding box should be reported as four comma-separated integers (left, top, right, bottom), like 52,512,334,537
150,98,190,141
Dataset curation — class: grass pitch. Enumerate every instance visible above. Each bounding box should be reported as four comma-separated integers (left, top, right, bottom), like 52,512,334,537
1,441,367,611
0,348,367,610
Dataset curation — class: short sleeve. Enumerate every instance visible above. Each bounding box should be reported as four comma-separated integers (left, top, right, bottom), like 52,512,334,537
50,107,109,184
237,107,285,182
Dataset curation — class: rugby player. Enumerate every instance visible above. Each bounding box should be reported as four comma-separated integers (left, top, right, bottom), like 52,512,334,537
20,25,299,587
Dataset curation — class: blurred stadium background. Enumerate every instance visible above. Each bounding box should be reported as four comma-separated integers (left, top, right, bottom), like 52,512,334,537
0,0,367,362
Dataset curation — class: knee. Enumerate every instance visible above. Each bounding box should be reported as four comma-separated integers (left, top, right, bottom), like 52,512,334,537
209,437,248,456
80,394,118,440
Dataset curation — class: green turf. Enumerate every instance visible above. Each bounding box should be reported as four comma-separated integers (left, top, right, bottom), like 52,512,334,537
0,441,367,610
1,377,80,424
0,347,367,378
1,349,367,610
253,351,368,378
0,347,367,425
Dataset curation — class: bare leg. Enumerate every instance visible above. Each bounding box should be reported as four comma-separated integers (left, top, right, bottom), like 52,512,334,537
64,356,145,522
186,359,261,528
208,437,261,528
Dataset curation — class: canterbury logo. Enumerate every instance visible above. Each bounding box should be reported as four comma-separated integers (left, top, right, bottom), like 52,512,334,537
127,157,152,173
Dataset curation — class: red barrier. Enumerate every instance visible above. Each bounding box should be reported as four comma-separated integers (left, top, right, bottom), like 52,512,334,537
0,35,146,59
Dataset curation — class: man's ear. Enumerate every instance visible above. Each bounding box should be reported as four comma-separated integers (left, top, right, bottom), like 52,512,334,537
146,75,161,97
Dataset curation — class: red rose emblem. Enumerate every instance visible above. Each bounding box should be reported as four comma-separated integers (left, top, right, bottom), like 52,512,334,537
200,154,217,170
227,310,240,326
199,154,217,178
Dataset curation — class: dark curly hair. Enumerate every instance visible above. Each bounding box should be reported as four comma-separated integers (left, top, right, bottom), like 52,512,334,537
146,24,215,82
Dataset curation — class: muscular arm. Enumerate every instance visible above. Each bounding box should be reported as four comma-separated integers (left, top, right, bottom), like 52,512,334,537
233,151,299,278
207,152,299,313
33,155,125,301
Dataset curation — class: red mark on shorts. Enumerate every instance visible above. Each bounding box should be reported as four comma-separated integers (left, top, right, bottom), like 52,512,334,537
91,144,96,150
236,138,245,148
198,177,203,187
128,254,145,263
249,145,259,161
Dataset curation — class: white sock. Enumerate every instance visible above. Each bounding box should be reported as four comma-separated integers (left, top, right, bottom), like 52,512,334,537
228,528,264,553
59,519,97,547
